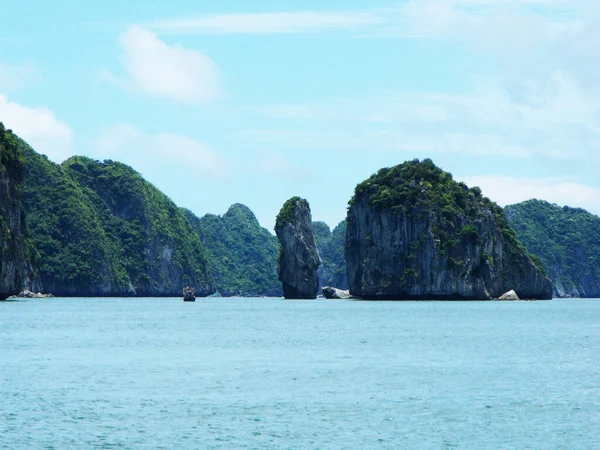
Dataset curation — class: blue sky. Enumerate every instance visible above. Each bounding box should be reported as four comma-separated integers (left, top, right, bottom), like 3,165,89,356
2,0,600,230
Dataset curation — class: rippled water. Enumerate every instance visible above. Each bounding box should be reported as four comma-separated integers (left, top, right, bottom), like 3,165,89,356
1,297,599,449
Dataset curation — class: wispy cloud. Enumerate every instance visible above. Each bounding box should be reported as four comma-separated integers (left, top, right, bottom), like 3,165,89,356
461,175,600,215
0,62,43,90
147,1,589,37
94,124,229,178
152,11,382,35
0,93,73,162
246,70,600,161
108,25,222,102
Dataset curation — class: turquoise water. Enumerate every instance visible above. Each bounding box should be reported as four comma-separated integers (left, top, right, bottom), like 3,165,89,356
1,297,599,449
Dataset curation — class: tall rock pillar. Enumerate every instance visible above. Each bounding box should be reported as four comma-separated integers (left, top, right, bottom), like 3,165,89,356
275,197,321,299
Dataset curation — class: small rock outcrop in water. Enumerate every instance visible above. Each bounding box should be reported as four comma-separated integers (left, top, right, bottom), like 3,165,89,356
16,290,53,298
0,124,28,300
345,159,553,300
322,286,353,299
275,197,321,299
498,290,519,300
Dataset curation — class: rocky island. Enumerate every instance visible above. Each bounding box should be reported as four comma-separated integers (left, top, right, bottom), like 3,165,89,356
0,124,28,299
17,135,214,297
275,197,321,299
345,159,553,300
506,199,600,298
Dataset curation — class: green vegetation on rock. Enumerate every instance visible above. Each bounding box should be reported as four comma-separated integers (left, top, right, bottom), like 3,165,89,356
275,197,320,299
275,196,301,228
313,220,348,289
186,204,281,297
505,199,600,298
16,132,212,296
356,158,487,219
352,158,529,265
346,158,552,300
0,123,28,299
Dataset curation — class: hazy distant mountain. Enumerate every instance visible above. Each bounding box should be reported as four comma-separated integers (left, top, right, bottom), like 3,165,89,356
506,199,600,298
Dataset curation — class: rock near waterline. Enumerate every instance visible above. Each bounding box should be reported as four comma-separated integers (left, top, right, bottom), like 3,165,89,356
0,124,28,300
275,197,321,299
322,286,353,299
345,159,553,300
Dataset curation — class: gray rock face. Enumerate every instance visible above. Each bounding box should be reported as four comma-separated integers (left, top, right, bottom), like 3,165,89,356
314,221,348,290
498,290,519,300
275,197,321,299
322,286,353,299
0,125,28,300
16,290,53,298
345,160,553,300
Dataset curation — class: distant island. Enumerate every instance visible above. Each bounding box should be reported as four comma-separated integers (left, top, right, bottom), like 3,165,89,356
2,122,600,300
506,200,600,298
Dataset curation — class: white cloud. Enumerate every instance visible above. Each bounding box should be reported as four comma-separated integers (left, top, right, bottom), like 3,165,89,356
395,0,600,94
117,25,222,102
147,2,590,39
398,0,580,40
152,11,381,35
461,175,600,214
0,93,73,162
248,70,600,161
94,124,228,178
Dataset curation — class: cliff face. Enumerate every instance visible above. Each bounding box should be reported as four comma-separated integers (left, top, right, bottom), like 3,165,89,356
314,221,348,290
186,204,282,297
346,159,552,300
275,197,321,299
0,124,28,299
63,157,214,297
506,200,600,298
18,137,213,297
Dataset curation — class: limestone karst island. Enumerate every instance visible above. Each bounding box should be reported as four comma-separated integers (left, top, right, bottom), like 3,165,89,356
8,122,600,301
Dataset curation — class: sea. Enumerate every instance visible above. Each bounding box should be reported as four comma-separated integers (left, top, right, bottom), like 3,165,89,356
1,297,599,449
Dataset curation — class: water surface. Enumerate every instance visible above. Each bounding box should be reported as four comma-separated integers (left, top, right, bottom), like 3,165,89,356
1,297,599,449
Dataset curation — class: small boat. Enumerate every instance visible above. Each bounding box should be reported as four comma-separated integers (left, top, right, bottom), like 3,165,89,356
183,286,196,302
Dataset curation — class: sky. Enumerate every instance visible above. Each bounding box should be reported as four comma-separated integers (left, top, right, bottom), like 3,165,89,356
2,0,600,231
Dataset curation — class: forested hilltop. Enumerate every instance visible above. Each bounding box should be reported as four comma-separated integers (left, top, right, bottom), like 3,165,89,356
15,126,600,300
506,200,600,298
17,132,214,296
185,204,281,297
10,128,347,297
